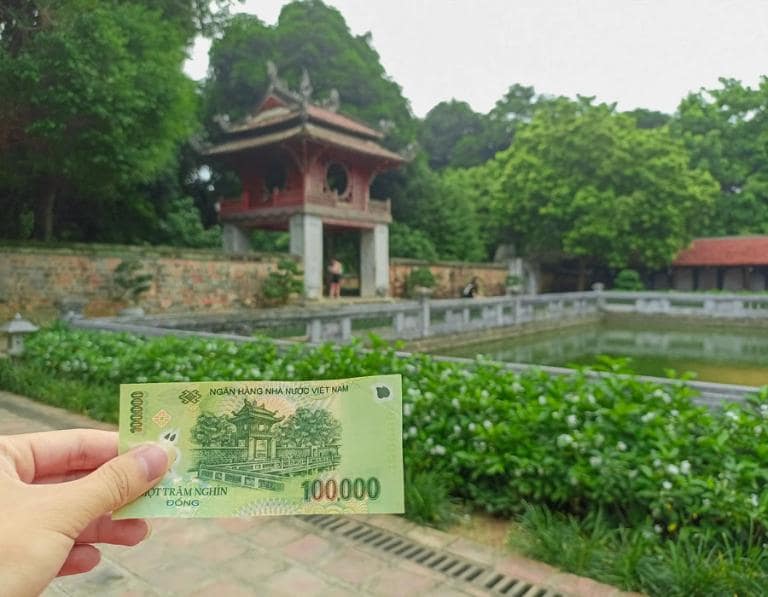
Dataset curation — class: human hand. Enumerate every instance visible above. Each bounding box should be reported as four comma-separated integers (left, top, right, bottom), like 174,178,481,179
0,429,174,597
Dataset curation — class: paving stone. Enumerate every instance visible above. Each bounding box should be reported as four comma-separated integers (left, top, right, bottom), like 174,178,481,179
320,547,384,585
367,565,439,596
244,520,307,549
281,534,332,564
224,550,288,584
147,561,214,594
188,579,257,597
264,566,334,596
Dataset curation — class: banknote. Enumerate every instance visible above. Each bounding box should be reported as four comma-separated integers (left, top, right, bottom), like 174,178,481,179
114,375,403,519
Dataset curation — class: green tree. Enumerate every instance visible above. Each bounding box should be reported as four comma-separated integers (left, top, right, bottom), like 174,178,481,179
420,100,485,170
275,406,341,448
0,0,197,240
673,77,768,235
458,98,718,287
205,1,415,146
389,221,438,261
191,412,236,447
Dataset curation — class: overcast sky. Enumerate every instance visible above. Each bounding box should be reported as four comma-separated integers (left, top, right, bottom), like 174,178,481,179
185,0,768,117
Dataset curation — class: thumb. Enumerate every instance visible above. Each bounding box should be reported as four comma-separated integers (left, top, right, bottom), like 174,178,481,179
59,443,173,526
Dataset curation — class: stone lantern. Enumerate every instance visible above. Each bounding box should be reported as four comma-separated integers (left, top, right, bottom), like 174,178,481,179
0,313,39,356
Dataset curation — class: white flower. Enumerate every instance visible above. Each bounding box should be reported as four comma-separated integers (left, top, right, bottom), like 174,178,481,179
587,393,597,405
408,426,417,437
756,425,763,435
666,464,680,475
453,425,461,434
468,423,476,432
483,420,493,430
538,396,547,405
403,403,413,417
512,382,524,393
654,524,663,534
432,445,447,456
653,389,671,403
617,441,628,452
662,481,672,490
653,458,662,468
751,494,759,507
641,412,656,423
628,469,638,479
557,434,574,447
589,456,602,468
405,363,418,374
480,390,489,399
566,393,579,403
670,409,679,417
451,398,460,409
726,411,740,423
680,460,691,475
566,414,579,428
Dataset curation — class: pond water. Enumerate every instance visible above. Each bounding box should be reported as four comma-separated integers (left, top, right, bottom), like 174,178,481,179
430,319,768,386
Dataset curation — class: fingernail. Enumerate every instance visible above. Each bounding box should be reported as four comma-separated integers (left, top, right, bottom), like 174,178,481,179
142,521,153,541
132,444,170,481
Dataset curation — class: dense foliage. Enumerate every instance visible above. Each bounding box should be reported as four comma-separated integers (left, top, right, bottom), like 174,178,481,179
445,99,719,285
4,327,768,592
0,0,204,241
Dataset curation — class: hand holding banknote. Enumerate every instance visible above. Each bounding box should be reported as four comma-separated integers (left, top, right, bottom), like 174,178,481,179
0,429,173,597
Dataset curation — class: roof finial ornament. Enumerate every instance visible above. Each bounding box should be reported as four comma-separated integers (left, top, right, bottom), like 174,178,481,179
267,60,279,85
213,113,231,131
299,68,313,102
323,88,340,112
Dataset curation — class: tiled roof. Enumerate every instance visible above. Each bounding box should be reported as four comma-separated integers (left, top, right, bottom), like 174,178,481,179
204,123,404,163
306,105,382,139
673,236,768,266
220,95,383,140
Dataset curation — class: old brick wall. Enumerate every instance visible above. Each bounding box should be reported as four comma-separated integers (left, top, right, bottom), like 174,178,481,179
0,244,286,320
390,258,508,298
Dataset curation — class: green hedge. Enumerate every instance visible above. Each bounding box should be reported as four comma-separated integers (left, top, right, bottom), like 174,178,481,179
3,326,768,592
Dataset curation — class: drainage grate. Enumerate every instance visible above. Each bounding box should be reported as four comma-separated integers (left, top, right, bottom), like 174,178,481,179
304,515,563,596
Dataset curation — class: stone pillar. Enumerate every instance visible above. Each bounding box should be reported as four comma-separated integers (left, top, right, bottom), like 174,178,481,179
222,223,251,253
290,214,323,299
360,224,389,297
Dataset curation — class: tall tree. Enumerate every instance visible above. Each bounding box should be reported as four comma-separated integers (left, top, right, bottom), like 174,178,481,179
419,100,485,170
452,98,718,286
205,1,415,146
673,77,768,235
0,0,197,240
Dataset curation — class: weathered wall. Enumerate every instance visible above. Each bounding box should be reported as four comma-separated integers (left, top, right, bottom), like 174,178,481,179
390,258,508,298
0,244,285,320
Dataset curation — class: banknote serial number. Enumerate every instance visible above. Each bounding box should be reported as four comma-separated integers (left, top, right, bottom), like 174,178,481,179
129,391,145,433
302,477,381,502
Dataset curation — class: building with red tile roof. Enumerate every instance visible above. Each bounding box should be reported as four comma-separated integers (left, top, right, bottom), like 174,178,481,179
655,236,768,291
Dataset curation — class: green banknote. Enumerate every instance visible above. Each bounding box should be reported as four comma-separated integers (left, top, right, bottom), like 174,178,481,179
114,375,403,519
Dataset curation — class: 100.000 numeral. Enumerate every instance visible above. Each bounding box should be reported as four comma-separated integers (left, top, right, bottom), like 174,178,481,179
302,477,380,502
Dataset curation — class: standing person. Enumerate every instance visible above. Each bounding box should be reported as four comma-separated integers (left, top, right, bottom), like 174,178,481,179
328,258,343,299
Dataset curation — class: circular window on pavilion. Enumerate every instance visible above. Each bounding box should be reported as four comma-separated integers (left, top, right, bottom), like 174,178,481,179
263,159,288,199
325,162,349,199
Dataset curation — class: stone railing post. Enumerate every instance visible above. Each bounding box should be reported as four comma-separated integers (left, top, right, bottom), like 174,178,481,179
591,282,605,311
416,287,432,337
307,318,323,343
340,317,352,341
393,311,406,334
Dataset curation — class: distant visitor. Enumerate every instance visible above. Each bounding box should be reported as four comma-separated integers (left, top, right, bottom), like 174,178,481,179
462,277,480,298
328,258,343,298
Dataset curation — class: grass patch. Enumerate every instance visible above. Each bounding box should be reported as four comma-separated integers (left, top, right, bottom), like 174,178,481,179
511,504,768,596
0,359,117,423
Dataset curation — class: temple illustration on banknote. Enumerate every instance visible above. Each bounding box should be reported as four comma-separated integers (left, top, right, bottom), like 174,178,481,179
190,398,342,491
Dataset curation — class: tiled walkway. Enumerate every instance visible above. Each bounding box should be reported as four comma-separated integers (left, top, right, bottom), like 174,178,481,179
0,391,639,597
